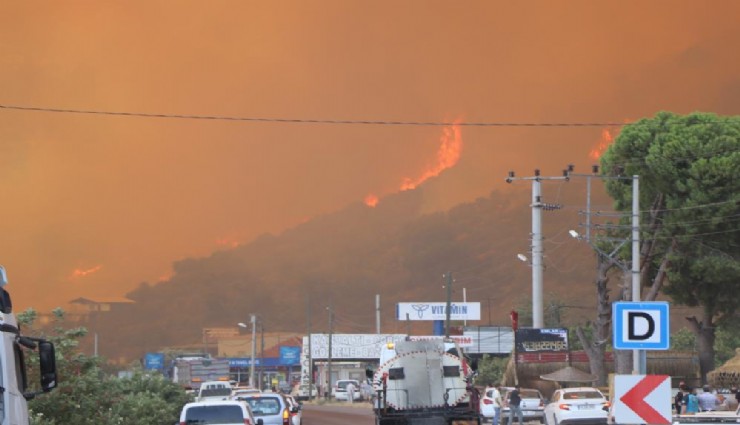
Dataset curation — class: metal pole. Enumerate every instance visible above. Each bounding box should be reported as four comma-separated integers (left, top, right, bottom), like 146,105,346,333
532,176,544,328
249,314,257,388
307,296,313,401
632,175,643,374
327,306,333,399
586,175,592,243
463,287,467,326
445,272,453,338
260,322,264,389
376,294,381,334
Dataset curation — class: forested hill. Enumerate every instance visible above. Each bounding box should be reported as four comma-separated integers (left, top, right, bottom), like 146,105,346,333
92,183,600,360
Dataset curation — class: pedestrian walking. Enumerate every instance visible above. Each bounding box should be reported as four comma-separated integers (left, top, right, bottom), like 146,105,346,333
346,381,356,404
508,385,524,425
491,383,504,425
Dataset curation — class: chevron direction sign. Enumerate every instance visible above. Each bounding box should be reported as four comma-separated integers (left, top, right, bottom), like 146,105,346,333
614,375,671,425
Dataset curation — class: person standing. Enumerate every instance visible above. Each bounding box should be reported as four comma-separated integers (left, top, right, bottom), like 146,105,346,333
508,385,524,425
697,385,719,411
728,386,739,411
685,387,699,414
346,381,356,404
491,383,504,425
675,383,686,414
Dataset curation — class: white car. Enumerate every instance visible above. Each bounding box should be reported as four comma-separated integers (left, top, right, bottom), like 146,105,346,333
233,387,262,399
197,380,233,402
179,400,257,425
544,387,609,425
501,387,545,425
480,386,503,423
284,395,303,425
334,379,362,401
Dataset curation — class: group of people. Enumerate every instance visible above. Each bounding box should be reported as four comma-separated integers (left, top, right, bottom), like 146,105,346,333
674,383,740,414
485,383,524,425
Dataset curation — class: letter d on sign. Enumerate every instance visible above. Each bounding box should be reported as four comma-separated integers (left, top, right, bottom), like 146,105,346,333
613,302,669,350
628,312,655,341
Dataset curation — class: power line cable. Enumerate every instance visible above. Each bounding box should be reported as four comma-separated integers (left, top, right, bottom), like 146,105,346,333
0,104,627,127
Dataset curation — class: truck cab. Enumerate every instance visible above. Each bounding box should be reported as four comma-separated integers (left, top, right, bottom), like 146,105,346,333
0,266,58,424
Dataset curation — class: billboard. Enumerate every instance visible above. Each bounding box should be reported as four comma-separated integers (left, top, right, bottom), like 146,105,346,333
280,346,301,366
409,335,474,347
515,328,569,352
396,302,481,321
144,352,165,370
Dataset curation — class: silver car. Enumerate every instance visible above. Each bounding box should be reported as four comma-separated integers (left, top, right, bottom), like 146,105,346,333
239,393,293,425
501,388,545,425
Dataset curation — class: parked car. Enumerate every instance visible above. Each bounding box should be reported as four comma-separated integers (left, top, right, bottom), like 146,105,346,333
544,387,609,425
284,395,303,425
240,393,295,425
480,386,504,423
179,400,257,425
501,387,545,425
292,383,317,401
334,379,362,401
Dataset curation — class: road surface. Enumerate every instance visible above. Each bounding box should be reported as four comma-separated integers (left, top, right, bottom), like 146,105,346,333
301,403,375,425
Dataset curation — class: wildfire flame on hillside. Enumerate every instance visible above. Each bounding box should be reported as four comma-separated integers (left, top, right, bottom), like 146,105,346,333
71,265,102,279
364,194,379,208
216,237,239,248
589,128,618,161
364,124,463,207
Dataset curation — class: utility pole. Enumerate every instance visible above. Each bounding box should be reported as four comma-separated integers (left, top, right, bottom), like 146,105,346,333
307,295,313,400
375,294,381,334
487,297,492,326
631,175,643,374
568,166,643,374
444,272,453,338
327,304,334,398
506,168,570,328
249,314,257,388
260,320,264,390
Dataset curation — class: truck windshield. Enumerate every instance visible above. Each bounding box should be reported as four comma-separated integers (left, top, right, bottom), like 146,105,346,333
199,387,231,398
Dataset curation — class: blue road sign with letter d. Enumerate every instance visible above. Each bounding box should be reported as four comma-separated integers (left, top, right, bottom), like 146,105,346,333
613,302,669,350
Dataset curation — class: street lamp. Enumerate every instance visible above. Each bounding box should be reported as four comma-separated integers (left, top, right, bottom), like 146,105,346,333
238,316,257,388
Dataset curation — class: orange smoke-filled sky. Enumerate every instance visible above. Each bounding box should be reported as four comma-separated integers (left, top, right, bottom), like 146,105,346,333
1,1,739,310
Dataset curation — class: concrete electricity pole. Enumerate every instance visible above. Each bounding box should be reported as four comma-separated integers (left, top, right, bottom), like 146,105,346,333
327,305,334,398
444,272,453,338
506,168,570,328
307,295,313,400
249,314,257,388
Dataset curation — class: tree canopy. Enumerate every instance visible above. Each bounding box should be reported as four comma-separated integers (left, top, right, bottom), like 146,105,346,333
19,309,191,425
600,111,740,380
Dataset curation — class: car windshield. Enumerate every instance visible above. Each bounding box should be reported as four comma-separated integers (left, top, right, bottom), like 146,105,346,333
521,390,541,398
244,397,281,416
185,405,244,424
564,391,603,400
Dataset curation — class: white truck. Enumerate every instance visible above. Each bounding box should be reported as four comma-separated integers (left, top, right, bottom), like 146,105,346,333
171,355,231,391
368,338,481,425
0,265,58,424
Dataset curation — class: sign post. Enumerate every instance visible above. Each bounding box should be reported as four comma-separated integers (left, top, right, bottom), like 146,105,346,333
614,374,671,424
613,302,670,350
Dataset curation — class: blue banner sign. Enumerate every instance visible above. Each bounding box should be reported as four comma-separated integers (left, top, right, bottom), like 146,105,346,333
280,346,301,365
144,353,165,370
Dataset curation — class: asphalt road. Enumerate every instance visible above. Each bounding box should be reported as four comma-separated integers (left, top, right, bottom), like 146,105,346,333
301,403,376,425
